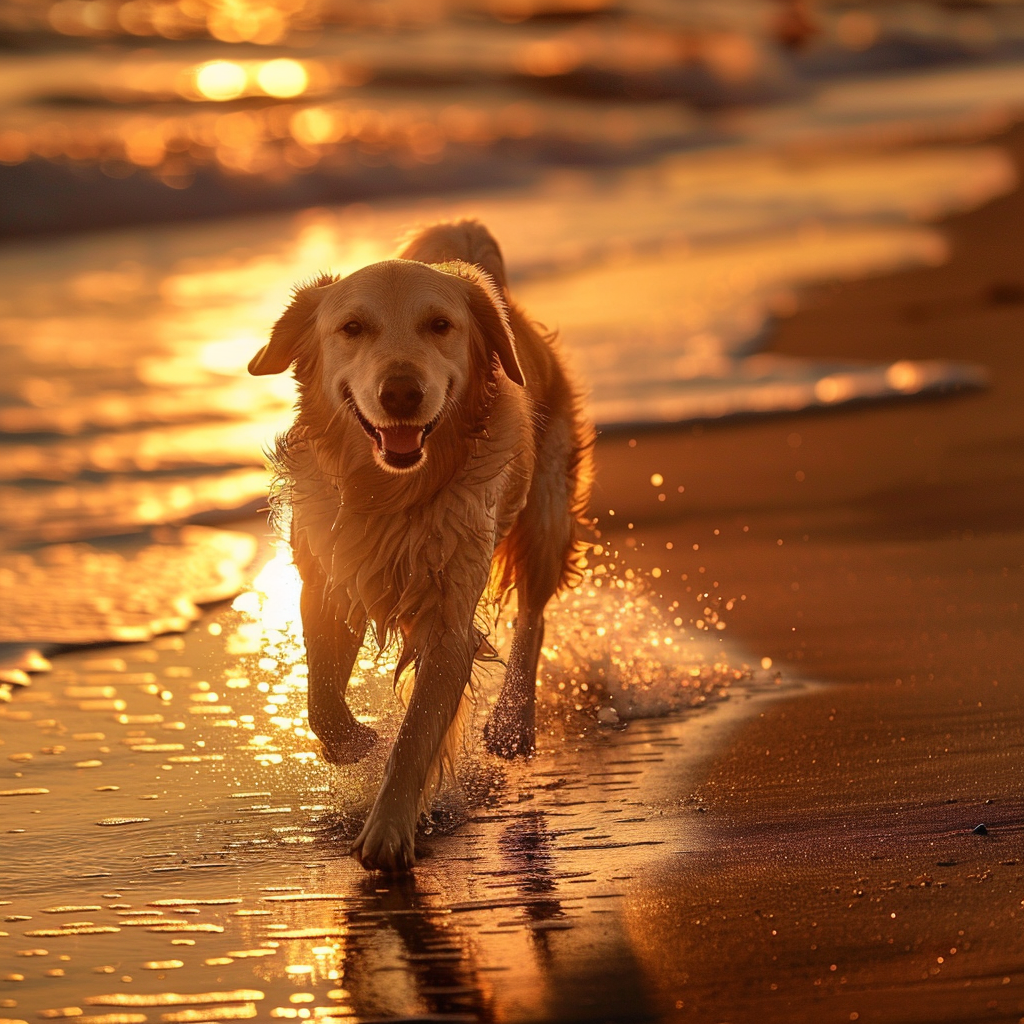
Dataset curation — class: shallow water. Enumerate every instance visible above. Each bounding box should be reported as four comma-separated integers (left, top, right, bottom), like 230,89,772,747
0,133,1010,557
0,534,796,1022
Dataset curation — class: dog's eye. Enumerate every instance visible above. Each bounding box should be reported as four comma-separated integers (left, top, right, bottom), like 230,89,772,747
340,321,363,337
430,317,452,334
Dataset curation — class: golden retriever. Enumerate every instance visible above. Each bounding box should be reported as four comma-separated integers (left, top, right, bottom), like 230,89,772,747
248,220,592,871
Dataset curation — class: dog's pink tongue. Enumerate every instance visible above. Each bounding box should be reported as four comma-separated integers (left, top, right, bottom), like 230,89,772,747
379,425,423,454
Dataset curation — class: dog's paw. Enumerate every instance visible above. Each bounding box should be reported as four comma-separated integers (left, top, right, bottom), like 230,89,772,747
317,720,378,766
350,812,416,872
483,708,535,759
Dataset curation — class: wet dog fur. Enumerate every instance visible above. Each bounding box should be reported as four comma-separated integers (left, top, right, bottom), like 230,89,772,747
249,221,592,871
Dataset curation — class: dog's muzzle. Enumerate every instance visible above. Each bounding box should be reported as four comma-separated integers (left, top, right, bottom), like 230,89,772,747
345,388,442,470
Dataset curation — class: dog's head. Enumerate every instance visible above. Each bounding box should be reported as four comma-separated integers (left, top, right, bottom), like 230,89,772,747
249,259,524,472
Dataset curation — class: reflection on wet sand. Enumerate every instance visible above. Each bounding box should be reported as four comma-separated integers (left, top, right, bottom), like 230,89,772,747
345,874,496,1021
0,526,791,1020
493,809,655,1023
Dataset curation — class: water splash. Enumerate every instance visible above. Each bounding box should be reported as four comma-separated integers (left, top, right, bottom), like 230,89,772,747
231,543,757,762
536,576,748,724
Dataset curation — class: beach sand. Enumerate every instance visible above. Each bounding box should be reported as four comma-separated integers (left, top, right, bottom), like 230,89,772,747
591,127,1024,1021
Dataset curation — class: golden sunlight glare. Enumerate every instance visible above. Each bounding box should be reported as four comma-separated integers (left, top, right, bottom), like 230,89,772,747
256,58,309,98
195,60,248,101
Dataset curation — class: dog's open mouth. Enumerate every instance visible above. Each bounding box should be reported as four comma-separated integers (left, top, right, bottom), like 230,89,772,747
347,395,440,470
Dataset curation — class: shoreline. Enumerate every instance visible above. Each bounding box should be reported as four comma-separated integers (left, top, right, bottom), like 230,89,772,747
0,561,805,1022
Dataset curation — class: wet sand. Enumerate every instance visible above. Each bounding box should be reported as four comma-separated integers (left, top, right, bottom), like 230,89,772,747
593,127,1024,1021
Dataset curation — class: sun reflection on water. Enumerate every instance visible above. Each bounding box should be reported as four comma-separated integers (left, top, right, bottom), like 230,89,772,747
0,523,776,1020
195,59,248,102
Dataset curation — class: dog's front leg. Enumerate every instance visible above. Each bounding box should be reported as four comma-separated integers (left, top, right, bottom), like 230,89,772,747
351,628,473,872
301,578,377,765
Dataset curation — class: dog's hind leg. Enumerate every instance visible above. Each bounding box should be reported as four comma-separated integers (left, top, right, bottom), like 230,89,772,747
484,598,546,759
485,417,580,759
297,541,377,765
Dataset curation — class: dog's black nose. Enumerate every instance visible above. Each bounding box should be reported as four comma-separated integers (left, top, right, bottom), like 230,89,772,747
378,376,424,419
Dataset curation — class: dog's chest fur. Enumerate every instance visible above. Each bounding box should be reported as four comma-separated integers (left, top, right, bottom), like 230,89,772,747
283,397,533,649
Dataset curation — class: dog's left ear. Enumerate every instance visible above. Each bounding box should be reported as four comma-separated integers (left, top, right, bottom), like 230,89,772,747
444,264,525,387
249,275,335,376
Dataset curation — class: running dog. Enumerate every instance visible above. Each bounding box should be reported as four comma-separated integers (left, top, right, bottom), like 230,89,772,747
248,220,592,870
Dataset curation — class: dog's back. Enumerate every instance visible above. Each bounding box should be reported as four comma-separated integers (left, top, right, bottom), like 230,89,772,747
397,215,594,653
397,220,508,291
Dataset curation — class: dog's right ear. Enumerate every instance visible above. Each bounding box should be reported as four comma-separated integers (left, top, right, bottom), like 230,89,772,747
434,261,525,387
249,276,335,376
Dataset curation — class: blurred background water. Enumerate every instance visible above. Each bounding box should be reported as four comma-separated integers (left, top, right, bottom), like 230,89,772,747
2,0,1024,234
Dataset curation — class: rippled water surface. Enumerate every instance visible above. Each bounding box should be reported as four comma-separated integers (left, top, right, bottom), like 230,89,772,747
0,132,1011,554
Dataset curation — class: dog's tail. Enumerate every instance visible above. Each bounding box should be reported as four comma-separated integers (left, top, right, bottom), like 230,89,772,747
395,219,508,291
